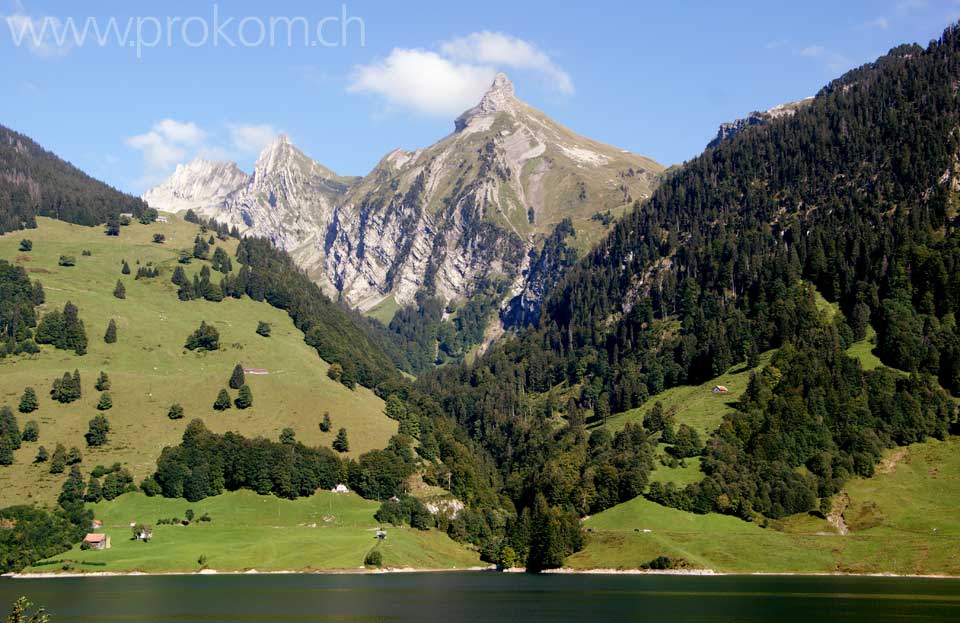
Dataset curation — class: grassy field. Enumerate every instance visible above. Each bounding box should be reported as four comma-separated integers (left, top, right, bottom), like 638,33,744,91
26,490,481,573
365,295,400,325
570,438,960,575
600,351,774,439
0,217,396,507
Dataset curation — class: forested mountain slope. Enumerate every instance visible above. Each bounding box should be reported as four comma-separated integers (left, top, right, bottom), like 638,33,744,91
409,25,960,568
0,125,148,235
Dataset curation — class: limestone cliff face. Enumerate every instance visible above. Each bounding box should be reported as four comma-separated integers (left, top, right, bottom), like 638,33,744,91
144,73,664,321
141,159,248,216
707,98,814,149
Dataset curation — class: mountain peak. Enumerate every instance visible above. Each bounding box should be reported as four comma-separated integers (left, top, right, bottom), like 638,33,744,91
255,133,301,173
454,72,519,133
488,72,515,100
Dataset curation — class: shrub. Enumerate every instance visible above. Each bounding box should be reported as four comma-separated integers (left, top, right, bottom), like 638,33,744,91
256,321,271,337
140,476,161,497
58,255,75,267
167,403,184,420
185,321,219,351
320,412,331,432
364,550,383,567
152,233,166,244
18,239,32,252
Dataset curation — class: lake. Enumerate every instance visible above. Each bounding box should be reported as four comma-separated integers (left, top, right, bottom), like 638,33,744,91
0,573,958,622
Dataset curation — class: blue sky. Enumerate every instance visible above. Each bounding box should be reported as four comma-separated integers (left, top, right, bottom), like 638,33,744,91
0,0,956,195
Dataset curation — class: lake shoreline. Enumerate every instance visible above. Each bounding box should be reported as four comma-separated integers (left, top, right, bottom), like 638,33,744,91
7,567,959,580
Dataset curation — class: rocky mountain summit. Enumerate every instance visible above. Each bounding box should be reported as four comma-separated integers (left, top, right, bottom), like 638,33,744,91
706,98,813,149
144,74,663,325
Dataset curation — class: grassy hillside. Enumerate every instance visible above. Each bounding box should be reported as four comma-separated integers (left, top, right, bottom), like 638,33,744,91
569,438,960,575
0,216,395,507
601,351,775,438
26,490,481,573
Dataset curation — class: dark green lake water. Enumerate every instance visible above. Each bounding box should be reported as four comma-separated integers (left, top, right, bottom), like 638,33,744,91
1,573,958,622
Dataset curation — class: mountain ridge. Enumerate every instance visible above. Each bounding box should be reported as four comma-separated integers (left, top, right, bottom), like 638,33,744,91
143,74,663,328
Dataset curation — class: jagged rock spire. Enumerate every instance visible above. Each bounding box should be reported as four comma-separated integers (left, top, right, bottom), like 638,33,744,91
455,72,519,132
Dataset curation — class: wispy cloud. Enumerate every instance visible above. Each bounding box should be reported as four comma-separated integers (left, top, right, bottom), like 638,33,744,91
125,120,281,191
861,16,890,30
440,31,574,94
348,31,573,117
228,123,280,154
126,119,206,173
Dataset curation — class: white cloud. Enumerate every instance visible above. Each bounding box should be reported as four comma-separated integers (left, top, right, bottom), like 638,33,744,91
229,123,280,154
800,45,826,57
125,120,284,191
125,119,206,172
439,31,574,94
154,119,206,145
864,17,890,30
349,48,496,117
348,31,573,117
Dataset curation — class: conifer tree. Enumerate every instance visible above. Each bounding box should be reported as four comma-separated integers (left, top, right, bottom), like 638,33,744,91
229,363,245,389
121,260,131,275
48,443,66,473
95,371,111,391
213,389,231,411
34,445,48,463
332,427,349,453
85,476,103,503
234,384,253,409
0,437,12,466
113,279,126,299
18,387,38,413
0,407,20,455
96,392,112,411
172,265,188,287
31,280,44,305
85,415,110,447
66,446,82,465
20,420,39,443
104,318,117,344
193,236,210,259
320,411,332,432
